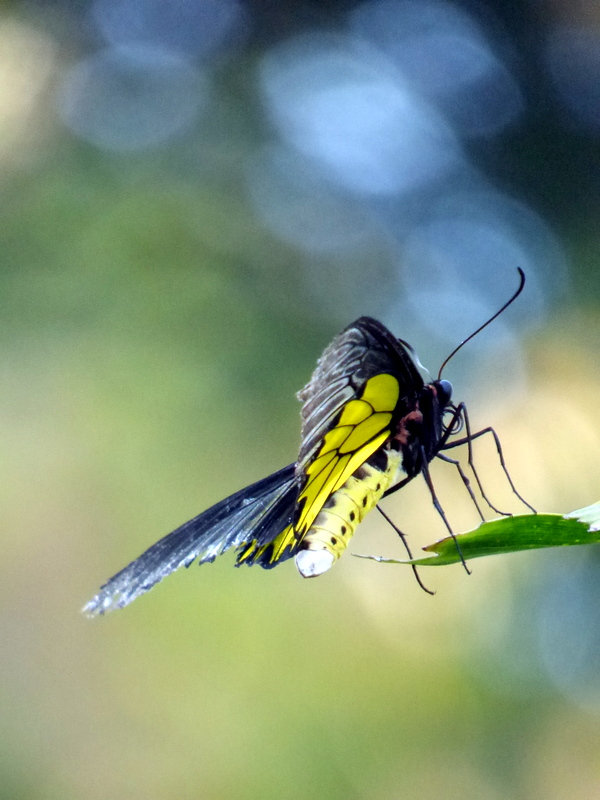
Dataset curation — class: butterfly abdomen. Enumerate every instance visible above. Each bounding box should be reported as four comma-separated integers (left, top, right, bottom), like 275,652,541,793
295,447,402,577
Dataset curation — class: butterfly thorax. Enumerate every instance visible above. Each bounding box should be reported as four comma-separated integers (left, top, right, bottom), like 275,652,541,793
394,380,451,478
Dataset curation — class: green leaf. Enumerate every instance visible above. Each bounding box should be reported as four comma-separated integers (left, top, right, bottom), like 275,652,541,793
353,503,600,567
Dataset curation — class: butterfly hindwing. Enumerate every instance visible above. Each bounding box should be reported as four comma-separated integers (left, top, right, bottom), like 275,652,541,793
240,318,426,564
293,317,424,540
84,465,298,614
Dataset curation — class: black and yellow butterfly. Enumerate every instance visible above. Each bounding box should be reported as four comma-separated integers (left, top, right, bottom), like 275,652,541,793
85,278,532,615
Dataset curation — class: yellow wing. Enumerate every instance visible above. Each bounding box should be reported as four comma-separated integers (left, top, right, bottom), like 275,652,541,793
293,317,424,544
295,372,400,535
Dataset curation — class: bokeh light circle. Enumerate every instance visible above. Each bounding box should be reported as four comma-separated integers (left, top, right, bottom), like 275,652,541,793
260,33,462,197
350,0,524,137
91,0,246,59
246,144,385,255
59,45,208,152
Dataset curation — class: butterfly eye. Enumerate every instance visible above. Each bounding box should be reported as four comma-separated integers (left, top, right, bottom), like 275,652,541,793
437,379,453,406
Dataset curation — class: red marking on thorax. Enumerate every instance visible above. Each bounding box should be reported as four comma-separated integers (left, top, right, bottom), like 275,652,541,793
394,408,423,446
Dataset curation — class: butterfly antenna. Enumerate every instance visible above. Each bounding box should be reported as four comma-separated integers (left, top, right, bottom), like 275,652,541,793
437,268,526,380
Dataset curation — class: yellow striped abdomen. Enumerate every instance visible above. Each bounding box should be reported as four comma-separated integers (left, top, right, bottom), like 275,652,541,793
295,447,402,577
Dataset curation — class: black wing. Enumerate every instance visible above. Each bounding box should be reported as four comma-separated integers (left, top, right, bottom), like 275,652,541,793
83,464,297,615
296,316,424,473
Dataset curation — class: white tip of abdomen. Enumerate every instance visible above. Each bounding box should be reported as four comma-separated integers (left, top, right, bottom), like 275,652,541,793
295,549,335,578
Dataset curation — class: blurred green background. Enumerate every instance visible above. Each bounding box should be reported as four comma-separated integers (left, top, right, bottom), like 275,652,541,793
1,1,600,798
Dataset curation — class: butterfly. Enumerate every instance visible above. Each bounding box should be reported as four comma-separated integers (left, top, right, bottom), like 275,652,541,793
84,272,532,615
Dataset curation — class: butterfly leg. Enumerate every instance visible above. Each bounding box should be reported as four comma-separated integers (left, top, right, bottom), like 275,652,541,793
421,456,472,575
442,403,536,514
439,402,510,515
436,452,486,522
376,505,435,595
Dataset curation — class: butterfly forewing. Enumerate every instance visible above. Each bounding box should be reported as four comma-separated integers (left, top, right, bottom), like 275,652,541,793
84,464,297,614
